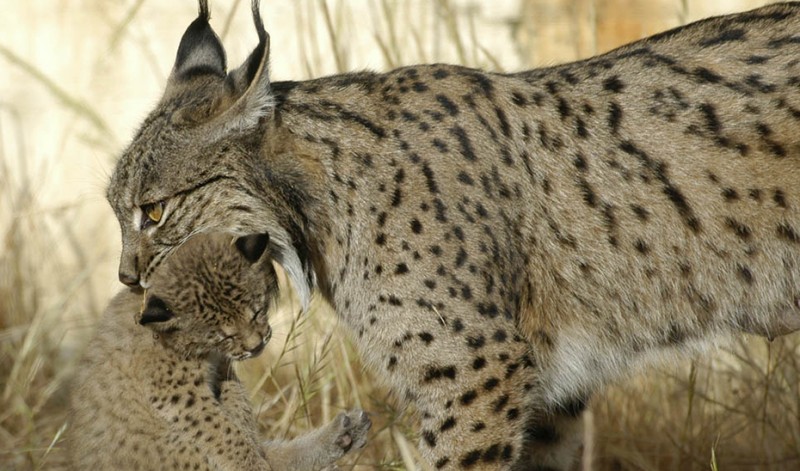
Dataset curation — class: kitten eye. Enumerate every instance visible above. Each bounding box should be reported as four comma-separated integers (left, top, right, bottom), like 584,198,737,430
250,306,268,324
141,201,165,229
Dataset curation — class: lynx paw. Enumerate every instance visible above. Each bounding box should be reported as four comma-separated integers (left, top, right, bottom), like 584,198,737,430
332,410,371,453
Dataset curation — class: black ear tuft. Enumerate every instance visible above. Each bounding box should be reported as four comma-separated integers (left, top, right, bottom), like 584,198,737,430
245,0,269,83
235,233,270,263
221,0,271,107
139,296,175,325
198,0,210,20
173,1,226,80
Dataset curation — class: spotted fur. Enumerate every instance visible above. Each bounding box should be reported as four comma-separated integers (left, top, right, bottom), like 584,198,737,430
107,1,800,469
67,232,370,470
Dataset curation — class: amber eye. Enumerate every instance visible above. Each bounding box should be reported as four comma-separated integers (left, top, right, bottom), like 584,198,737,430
141,201,164,229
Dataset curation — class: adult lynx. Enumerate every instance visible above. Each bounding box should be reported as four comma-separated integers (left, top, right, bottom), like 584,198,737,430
107,1,800,469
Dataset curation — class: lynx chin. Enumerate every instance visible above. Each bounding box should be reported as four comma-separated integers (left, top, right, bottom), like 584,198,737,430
106,0,800,469
68,232,370,470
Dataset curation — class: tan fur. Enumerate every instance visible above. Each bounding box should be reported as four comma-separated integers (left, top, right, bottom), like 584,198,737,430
67,232,370,470
107,2,800,469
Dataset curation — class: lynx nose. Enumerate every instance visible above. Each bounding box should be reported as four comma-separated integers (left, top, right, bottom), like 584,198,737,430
118,271,140,287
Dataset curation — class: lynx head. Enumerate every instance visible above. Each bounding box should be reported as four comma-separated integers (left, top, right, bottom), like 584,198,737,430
107,0,314,309
136,232,278,360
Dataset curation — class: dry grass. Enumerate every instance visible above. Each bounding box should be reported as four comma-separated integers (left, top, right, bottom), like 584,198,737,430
1,0,798,469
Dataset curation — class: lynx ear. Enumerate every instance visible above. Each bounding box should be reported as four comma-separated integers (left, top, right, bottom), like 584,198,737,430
139,296,175,325
170,0,227,81
214,0,273,133
235,233,270,263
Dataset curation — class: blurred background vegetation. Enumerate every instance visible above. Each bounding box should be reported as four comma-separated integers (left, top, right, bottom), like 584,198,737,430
1,0,798,469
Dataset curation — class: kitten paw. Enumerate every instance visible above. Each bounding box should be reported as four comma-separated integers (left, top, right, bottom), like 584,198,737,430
332,410,371,452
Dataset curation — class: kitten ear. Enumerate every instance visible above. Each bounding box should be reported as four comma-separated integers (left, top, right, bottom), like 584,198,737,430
214,0,273,133
139,296,175,325
235,233,270,263
169,0,227,82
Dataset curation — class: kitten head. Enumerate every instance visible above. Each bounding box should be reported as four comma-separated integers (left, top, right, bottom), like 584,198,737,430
136,232,279,360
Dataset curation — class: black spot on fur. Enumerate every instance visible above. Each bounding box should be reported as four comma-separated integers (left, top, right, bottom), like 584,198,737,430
460,450,482,467
495,107,512,137
777,223,800,243
436,94,459,116
701,28,746,47
738,265,754,284
421,161,440,194
422,430,437,447
482,444,500,462
631,204,650,221
506,408,520,421
467,335,486,349
574,154,588,171
424,365,457,382
774,189,788,208
450,126,478,162
725,217,752,241
484,377,500,391
440,416,457,432
433,69,449,80
603,75,625,93
461,390,478,406
721,188,738,201
608,102,622,134
620,141,701,233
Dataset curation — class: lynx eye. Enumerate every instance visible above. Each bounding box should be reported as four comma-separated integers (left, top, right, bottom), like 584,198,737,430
140,201,165,229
